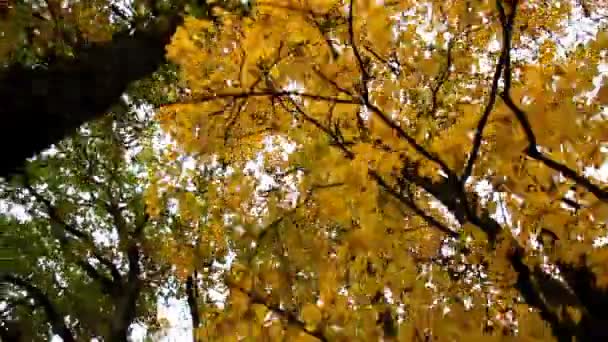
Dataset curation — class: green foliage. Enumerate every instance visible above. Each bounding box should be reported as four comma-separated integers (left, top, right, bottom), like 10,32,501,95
0,113,171,340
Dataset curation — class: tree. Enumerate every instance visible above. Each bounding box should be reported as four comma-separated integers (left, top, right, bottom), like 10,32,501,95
154,0,608,340
0,0,249,178
0,110,174,341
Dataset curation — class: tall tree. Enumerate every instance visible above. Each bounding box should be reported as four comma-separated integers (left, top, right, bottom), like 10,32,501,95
0,110,172,341
153,0,608,340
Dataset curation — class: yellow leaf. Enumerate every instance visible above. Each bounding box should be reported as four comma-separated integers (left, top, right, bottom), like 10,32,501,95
301,303,323,329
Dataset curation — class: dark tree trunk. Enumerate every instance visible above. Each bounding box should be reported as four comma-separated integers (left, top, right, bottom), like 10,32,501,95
108,241,143,341
0,17,181,179
186,272,201,341
108,287,142,342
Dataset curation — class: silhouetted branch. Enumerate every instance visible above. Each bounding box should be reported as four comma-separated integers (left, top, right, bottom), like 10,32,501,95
0,11,183,179
370,171,459,238
428,39,454,116
226,279,328,342
0,274,75,342
22,174,122,289
462,0,517,183
186,273,201,334
501,94,608,201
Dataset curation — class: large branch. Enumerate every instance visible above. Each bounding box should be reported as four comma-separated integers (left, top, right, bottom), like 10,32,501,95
110,216,145,341
0,274,76,342
491,0,607,202
0,15,182,179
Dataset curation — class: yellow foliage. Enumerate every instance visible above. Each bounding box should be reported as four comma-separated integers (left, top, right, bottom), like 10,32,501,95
154,1,608,340
301,303,323,329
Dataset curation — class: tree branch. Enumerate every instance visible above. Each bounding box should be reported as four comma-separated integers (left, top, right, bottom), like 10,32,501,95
347,0,369,87
370,171,459,238
226,279,328,342
462,0,517,183
427,39,454,117
185,90,361,106
500,94,608,201
22,175,122,289
0,12,183,178
0,274,76,342
497,0,607,202
186,273,201,334
280,95,458,239
344,0,454,178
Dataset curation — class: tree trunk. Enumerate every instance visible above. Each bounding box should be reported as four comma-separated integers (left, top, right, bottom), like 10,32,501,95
0,16,181,179
186,272,201,341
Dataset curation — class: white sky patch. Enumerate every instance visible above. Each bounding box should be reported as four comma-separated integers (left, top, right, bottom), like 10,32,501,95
440,240,456,258
428,198,460,230
40,145,60,158
109,0,136,24
153,298,193,342
0,199,31,222
129,323,148,342
91,227,120,248
383,286,395,304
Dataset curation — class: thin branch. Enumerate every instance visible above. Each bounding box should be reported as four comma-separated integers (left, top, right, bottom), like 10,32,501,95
184,90,360,106
226,279,328,342
363,44,403,76
312,66,353,96
369,171,459,238
579,0,592,17
185,89,453,183
22,175,122,287
347,0,370,94
427,39,454,117
367,101,454,177
281,91,459,239
277,95,355,159
110,4,132,23
75,259,116,292
462,0,517,183
306,9,343,60
498,7,608,202
92,252,123,284
24,182,88,241
345,0,453,176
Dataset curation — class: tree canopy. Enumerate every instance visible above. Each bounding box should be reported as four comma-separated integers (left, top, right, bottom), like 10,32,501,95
0,108,180,341
152,0,608,340
1,0,608,341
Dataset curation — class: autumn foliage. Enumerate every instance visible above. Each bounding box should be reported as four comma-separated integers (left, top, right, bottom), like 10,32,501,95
152,0,608,340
